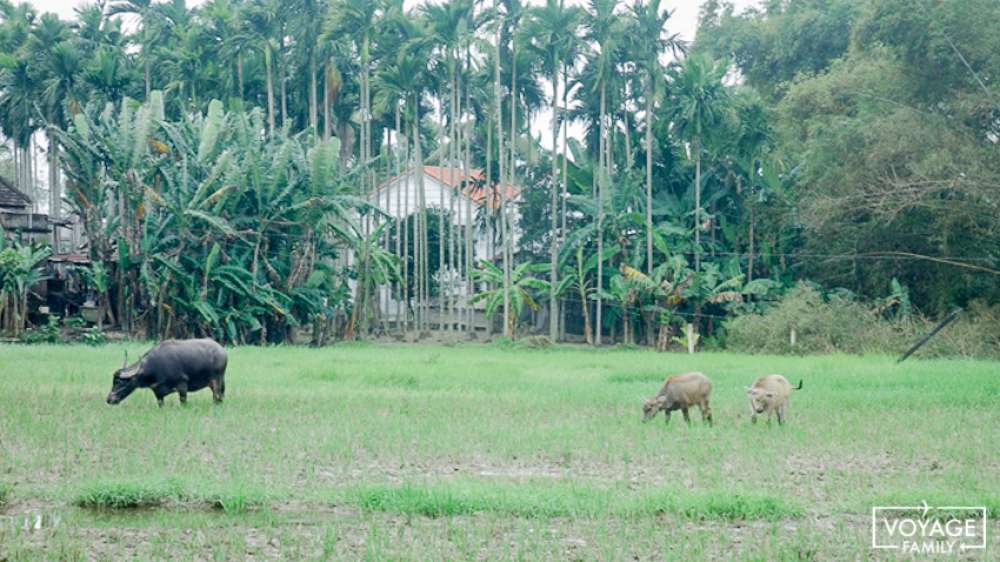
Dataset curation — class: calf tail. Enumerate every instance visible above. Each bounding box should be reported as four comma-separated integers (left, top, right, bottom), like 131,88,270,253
794,379,803,390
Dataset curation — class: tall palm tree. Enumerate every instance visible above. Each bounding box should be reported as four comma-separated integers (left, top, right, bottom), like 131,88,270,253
298,0,327,134
628,0,683,275
669,53,729,274
525,0,582,341
243,0,280,134
728,87,774,282
202,0,248,103
29,13,76,248
375,16,434,331
583,0,625,345
106,0,156,97
327,0,378,203
491,1,511,336
669,53,729,328
422,0,471,330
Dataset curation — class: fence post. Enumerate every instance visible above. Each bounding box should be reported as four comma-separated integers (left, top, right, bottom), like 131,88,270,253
686,323,695,354
790,327,797,348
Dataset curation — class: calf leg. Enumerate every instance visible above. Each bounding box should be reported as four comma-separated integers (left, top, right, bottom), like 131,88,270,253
663,410,671,425
700,401,713,426
777,404,786,426
681,407,691,425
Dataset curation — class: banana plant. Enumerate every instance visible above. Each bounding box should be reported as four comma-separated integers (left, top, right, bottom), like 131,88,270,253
0,240,51,337
555,242,597,344
621,256,694,351
328,217,400,340
596,270,643,345
471,260,551,339
55,94,365,343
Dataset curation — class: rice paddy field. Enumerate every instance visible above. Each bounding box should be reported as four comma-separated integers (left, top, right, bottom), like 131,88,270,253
0,342,998,560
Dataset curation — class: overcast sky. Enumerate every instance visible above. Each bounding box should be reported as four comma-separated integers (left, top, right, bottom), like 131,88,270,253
27,0,759,41
24,0,760,150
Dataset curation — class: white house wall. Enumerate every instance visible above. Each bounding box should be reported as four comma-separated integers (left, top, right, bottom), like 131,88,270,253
363,169,522,327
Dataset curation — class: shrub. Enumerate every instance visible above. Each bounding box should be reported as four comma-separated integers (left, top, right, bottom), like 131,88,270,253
725,284,1000,358
80,326,107,346
18,315,62,344
724,283,904,355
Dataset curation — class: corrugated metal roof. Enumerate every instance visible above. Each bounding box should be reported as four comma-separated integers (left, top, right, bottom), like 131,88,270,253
0,175,32,209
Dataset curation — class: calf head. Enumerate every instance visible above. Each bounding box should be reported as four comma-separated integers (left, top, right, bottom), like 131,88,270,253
642,396,667,422
107,351,141,405
746,387,774,414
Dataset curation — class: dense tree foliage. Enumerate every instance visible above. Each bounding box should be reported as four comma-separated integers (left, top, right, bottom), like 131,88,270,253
698,0,1000,315
0,0,996,346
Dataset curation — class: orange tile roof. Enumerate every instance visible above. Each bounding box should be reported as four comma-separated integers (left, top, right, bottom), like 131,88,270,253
376,166,519,209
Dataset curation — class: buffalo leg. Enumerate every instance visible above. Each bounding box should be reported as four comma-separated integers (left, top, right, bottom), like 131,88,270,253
663,411,671,425
177,382,188,406
153,389,165,408
210,377,224,404
681,407,691,425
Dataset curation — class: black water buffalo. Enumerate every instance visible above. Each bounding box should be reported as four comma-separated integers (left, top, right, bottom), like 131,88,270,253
106,339,228,407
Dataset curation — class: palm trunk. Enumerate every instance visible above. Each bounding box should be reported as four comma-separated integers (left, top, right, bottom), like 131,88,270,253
463,77,474,335
623,111,633,169
237,52,244,101
395,105,405,331
694,135,702,328
448,60,459,331
495,27,510,338
309,49,318,134
560,63,570,340
413,103,429,333
48,131,60,251
438,57,451,331
265,44,275,135
485,115,495,336
623,304,631,345
323,61,332,140
645,87,654,275
548,58,560,341
596,79,606,346
694,136,702,270
361,33,372,237
748,192,755,282
144,57,151,99
577,260,593,345
506,34,517,338
278,35,287,129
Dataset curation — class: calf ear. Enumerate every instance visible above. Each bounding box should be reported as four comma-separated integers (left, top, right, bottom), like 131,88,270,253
745,387,754,395
765,392,775,399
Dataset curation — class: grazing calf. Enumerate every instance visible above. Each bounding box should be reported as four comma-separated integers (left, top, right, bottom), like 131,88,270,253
106,339,228,407
746,374,802,425
642,372,713,426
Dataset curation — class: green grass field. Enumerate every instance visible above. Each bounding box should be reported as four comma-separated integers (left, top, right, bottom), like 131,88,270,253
1,343,998,560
